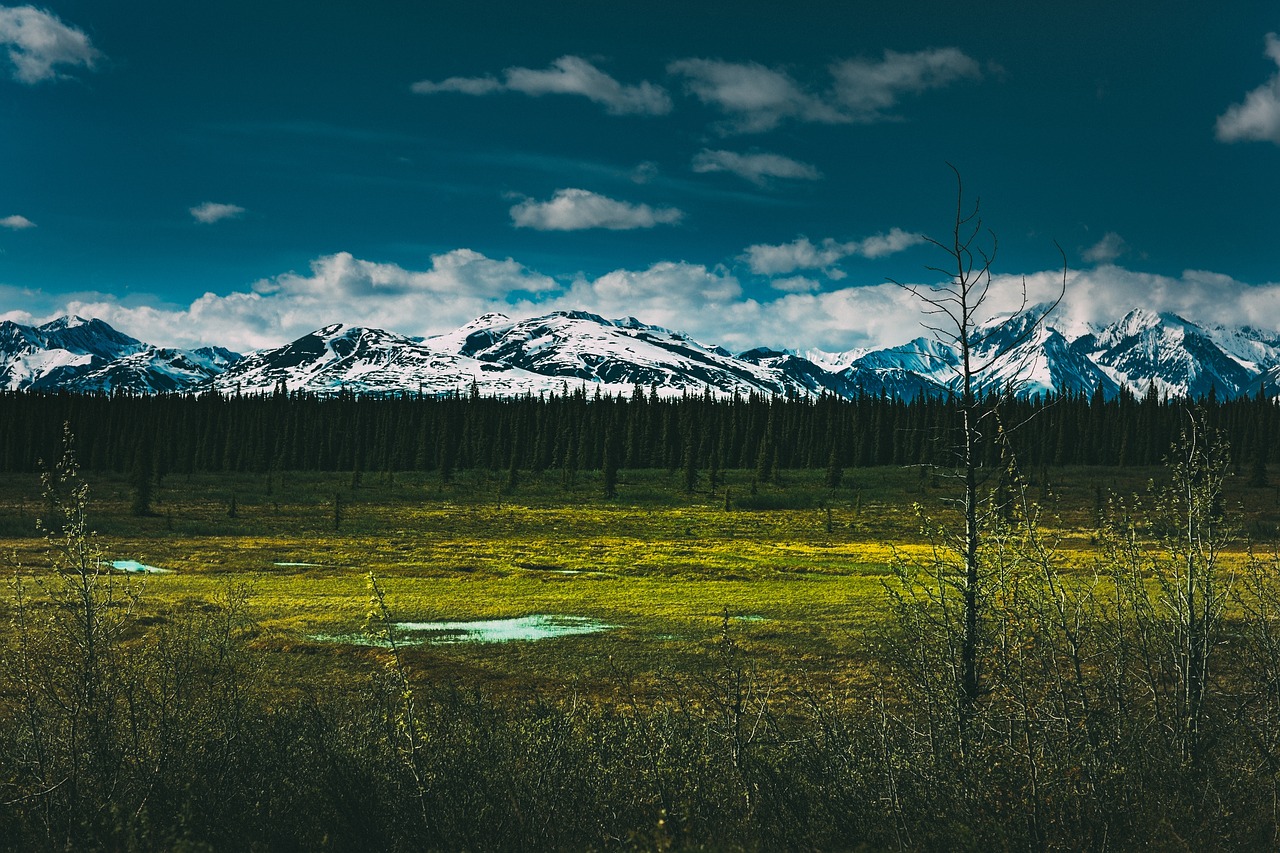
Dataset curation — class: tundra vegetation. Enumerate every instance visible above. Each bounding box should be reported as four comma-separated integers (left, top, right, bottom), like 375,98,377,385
1,400,1280,851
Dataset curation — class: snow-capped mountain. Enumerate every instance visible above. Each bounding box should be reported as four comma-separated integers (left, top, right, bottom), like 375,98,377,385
1071,309,1265,400
0,316,241,392
209,313,827,399
206,323,566,397
443,310,805,397
4,308,1280,401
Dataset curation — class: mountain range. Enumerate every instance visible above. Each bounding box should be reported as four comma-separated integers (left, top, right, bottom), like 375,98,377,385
2,308,1278,401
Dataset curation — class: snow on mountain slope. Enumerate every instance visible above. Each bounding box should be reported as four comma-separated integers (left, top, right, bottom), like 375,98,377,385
1072,309,1260,399
966,310,1121,399
7,308,1280,400
67,346,242,393
0,316,148,390
736,348,866,397
36,316,145,360
206,323,579,397
796,347,870,373
440,310,805,397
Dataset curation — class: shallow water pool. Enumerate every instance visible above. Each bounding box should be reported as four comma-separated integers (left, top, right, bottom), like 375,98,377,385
313,614,617,647
110,560,172,574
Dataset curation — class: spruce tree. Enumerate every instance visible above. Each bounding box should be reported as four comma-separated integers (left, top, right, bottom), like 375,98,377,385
682,430,698,493
825,446,843,489
130,447,153,517
602,430,619,499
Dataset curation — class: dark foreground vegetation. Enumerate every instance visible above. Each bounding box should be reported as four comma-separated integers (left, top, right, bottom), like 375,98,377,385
4,408,1280,850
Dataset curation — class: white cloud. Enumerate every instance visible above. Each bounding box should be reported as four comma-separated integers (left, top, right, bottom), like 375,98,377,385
190,202,245,224
691,149,821,185
770,276,822,293
829,47,982,121
1082,231,1128,264
742,228,925,276
0,5,100,84
1051,265,1280,333
1216,33,1280,145
855,228,928,258
510,188,683,231
54,249,559,351
743,237,847,276
0,214,35,229
667,58,844,132
21,244,1280,359
669,48,980,132
413,74,503,96
412,55,671,115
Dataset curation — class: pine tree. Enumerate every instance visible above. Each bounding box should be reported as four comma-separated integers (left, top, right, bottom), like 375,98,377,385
755,434,773,483
824,446,843,489
682,429,698,493
707,443,721,493
130,445,153,517
602,430,620,499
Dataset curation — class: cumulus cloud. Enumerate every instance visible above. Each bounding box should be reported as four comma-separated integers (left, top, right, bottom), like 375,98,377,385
510,188,683,231
669,48,980,132
691,149,821,185
667,58,844,132
1082,231,1128,264
1216,33,1280,145
0,5,100,83
412,55,671,115
856,228,929,258
23,246,1280,359
53,249,560,351
1052,266,1280,333
190,202,245,224
741,228,925,276
829,47,982,121
0,213,35,229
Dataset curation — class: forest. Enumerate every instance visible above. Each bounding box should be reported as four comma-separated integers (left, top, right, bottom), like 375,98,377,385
2,387,1280,850
0,383,1274,478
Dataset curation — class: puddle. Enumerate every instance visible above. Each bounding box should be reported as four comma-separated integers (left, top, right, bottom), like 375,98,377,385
313,614,616,647
109,560,172,574
274,562,326,568
731,615,767,622
394,615,616,644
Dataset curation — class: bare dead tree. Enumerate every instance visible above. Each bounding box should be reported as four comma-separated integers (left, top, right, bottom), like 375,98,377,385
889,164,1065,733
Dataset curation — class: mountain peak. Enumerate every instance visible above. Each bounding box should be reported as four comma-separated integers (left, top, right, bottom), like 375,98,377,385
37,314,89,332
2,308,1278,401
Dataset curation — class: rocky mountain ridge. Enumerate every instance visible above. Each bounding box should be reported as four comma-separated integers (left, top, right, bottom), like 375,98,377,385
3,308,1277,400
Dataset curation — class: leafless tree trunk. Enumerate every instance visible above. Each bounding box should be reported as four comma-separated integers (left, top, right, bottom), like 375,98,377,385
891,165,1064,734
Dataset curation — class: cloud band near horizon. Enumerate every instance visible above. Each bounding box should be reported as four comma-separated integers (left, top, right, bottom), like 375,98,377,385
5,248,1280,359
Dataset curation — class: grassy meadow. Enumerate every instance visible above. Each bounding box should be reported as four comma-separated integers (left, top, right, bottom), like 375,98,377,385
8,457,1280,850
4,461,1278,701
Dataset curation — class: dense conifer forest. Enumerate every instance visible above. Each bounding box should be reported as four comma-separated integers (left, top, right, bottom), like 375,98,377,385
0,385,1274,477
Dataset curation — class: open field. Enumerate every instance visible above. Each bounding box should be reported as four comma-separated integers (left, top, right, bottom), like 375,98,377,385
5,463,1279,701
8,458,1280,850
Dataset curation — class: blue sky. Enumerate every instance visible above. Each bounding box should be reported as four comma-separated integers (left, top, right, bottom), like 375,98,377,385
2,0,1279,352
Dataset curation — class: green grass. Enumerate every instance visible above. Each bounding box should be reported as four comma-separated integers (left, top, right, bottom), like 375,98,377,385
4,463,1279,701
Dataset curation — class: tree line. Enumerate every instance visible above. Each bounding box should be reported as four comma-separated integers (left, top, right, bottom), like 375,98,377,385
0,384,1273,480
